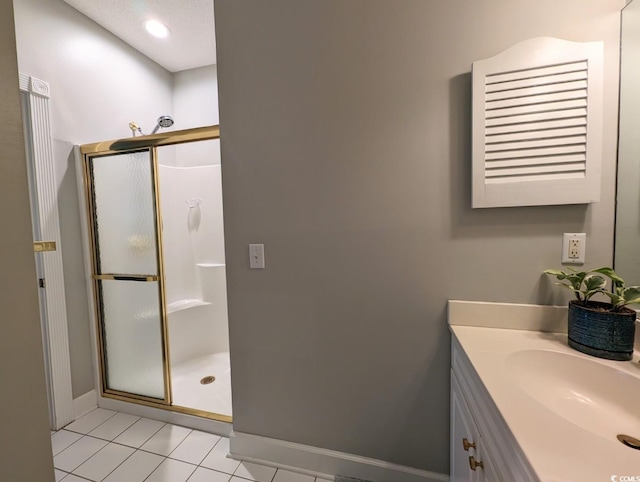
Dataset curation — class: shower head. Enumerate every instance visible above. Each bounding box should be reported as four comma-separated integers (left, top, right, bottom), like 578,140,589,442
151,115,174,134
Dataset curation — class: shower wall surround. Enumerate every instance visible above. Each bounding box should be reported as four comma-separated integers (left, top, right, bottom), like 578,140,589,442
158,144,229,366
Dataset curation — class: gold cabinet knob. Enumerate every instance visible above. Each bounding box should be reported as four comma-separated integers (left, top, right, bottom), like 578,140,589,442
462,438,476,451
469,455,484,471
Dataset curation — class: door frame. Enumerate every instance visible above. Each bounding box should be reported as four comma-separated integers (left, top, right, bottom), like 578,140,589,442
19,73,75,430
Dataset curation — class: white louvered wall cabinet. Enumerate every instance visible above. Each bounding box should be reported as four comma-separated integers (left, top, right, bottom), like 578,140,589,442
471,37,603,208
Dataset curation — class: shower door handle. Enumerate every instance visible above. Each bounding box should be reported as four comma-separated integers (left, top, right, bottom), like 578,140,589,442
114,275,158,282
93,274,159,282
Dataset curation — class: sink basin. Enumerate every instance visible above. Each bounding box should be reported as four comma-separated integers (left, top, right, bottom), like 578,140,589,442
507,349,640,441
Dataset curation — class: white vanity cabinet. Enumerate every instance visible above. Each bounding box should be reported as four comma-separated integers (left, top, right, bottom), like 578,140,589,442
450,335,538,482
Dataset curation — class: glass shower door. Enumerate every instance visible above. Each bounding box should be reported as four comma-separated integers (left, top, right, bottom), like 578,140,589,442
87,149,169,402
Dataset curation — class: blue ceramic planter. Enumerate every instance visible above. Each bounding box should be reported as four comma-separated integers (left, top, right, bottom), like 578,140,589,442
568,300,636,361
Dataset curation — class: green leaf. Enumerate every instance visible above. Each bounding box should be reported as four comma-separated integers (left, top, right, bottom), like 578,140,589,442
555,282,574,291
602,291,623,306
590,267,625,285
620,286,640,307
583,275,606,291
544,269,568,279
580,275,606,302
569,273,587,290
623,286,640,298
622,297,640,307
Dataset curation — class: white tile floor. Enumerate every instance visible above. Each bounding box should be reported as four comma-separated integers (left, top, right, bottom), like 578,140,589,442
52,408,325,482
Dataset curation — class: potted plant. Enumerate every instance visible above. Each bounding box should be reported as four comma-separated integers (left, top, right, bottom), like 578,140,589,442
544,267,639,361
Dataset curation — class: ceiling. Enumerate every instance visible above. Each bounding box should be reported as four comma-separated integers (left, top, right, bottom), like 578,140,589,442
63,0,216,73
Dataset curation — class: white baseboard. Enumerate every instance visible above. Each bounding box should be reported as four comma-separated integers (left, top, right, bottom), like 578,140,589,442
73,390,97,420
230,431,449,482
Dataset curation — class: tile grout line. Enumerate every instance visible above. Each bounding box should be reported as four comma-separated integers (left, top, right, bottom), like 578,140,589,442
183,465,226,482
71,409,119,435
62,471,93,481
193,463,235,478
53,433,91,461
140,457,163,482
88,443,140,482
191,433,226,468
138,421,168,447
63,414,145,440
87,418,140,444
163,427,193,459
171,431,225,466
116,419,167,448
140,454,194,482
68,437,127,480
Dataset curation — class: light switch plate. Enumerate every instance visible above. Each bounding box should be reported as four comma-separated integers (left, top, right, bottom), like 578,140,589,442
249,244,265,269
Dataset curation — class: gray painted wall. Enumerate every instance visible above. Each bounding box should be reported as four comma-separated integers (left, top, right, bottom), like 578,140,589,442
215,0,623,473
0,2,55,480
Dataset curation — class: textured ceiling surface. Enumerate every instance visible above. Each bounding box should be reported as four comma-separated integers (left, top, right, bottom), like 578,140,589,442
63,0,216,72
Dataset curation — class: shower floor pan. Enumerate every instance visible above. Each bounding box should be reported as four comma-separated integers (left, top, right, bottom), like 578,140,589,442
171,351,232,418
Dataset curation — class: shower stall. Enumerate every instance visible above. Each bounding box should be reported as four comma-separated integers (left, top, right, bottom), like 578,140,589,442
79,125,231,423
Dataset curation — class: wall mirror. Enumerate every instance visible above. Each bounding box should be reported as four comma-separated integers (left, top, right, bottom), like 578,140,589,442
615,0,640,285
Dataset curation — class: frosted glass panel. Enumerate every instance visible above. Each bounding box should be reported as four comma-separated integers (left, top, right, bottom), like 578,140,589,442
101,280,165,399
92,151,158,275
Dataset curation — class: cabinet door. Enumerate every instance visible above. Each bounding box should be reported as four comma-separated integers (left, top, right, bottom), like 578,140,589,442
477,438,499,482
451,371,481,482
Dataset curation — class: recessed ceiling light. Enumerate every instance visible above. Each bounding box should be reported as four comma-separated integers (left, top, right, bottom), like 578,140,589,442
144,20,170,39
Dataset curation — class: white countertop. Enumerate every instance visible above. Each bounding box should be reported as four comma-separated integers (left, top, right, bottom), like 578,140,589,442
452,324,640,482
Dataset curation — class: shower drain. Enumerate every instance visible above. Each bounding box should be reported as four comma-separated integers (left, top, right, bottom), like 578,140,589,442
200,376,216,385
617,434,640,450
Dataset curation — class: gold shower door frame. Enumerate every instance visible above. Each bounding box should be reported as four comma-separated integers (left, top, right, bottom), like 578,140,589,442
81,125,231,422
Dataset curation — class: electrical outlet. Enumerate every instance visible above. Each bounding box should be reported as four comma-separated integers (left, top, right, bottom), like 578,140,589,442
562,233,586,264
568,239,580,259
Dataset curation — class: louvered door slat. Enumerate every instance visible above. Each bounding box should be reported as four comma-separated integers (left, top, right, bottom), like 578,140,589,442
486,171,585,184
486,126,587,144
485,108,587,127
485,153,586,169
487,90,586,110
485,70,587,93
487,98,587,118
485,144,586,161
486,61,587,84
486,135,586,151
485,118,587,135
485,80,587,102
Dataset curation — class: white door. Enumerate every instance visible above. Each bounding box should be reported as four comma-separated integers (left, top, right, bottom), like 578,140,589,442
19,77,74,430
